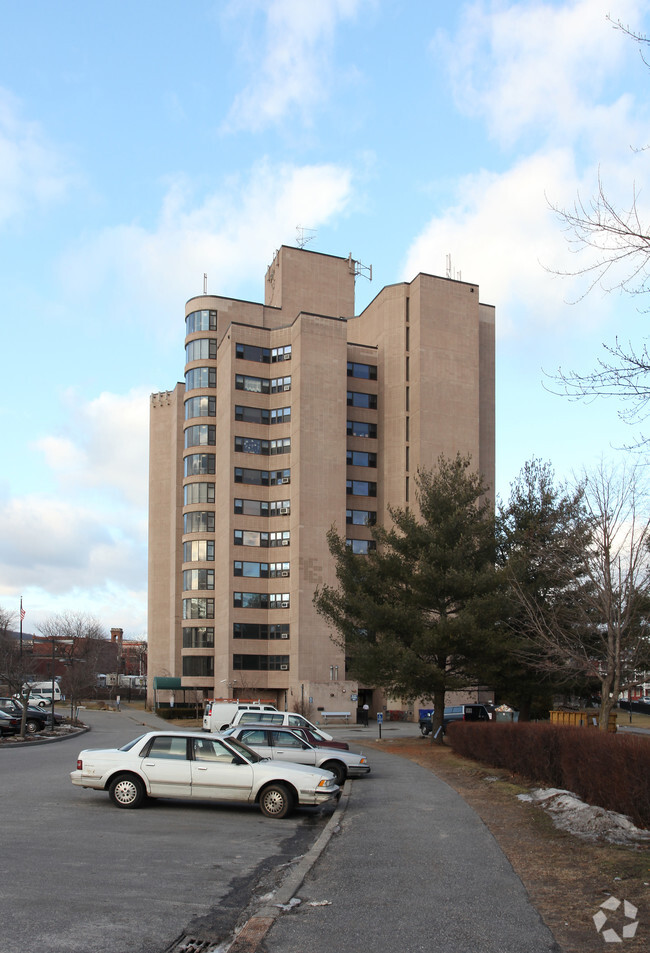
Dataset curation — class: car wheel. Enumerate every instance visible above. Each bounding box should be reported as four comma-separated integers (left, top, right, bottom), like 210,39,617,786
25,719,41,734
321,760,347,785
108,774,146,809
259,783,293,819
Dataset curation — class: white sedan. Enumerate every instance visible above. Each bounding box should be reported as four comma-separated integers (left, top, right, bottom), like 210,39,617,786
222,724,371,785
70,730,340,818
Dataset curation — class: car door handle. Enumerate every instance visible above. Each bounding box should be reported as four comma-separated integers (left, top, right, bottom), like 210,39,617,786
196,766,208,771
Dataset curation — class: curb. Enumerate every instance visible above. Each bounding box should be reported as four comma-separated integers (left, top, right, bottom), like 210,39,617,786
165,780,352,953
0,725,90,749
225,779,351,953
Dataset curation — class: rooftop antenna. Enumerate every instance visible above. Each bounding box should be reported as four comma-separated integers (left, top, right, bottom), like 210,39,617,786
348,253,372,282
203,273,208,294
296,225,316,249
445,254,461,281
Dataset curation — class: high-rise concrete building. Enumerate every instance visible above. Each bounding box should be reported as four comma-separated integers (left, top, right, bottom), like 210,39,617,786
147,245,494,717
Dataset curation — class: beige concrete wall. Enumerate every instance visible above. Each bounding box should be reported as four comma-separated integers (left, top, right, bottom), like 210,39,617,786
147,385,184,705
265,246,356,321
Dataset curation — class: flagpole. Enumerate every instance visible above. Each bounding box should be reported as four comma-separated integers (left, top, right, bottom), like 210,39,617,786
20,596,23,657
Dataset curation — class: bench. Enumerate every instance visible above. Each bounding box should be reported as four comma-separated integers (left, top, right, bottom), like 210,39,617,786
321,711,351,724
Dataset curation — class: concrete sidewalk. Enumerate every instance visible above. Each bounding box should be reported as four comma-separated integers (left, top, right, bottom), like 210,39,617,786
224,727,561,953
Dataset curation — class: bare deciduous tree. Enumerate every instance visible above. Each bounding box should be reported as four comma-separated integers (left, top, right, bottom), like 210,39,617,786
37,612,107,721
514,461,650,729
547,19,650,446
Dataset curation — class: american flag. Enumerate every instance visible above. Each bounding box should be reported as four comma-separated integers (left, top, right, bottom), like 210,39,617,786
20,607,25,621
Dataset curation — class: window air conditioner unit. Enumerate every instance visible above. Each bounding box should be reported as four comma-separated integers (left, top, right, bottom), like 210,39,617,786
280,602,289,608
281,571,289,577
281,539,290,546
279,507,289,515
283,384,290,391
280,478,290,484
280,664,289,670
281,632,289,638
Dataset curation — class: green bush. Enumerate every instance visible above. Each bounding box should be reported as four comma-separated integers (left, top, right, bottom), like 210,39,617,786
448,722,650,830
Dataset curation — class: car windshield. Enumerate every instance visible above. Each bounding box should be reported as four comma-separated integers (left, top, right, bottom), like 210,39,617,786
223,736,262,763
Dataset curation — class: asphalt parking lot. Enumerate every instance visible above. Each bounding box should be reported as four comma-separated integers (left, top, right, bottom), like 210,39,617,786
0,707,338,953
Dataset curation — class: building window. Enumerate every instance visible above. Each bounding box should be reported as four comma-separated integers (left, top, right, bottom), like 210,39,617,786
347,391,377,409
346,509,376,526
185,367,216,391
346,480,377,497
186,310,217,334
347,450,377,468
186,338,217,362
235,405,270,425
269,500,290,516
270,407,291,424
182,656,214,677
183,539,215,562
270,438,290,454
271,376,291,393
234,468,290,486
347,420,377,438
185,396,216,419
346,539,377,554
183,627,214,648
269,592,290,608
235,436,291,455
183,511,215,534
236,344,292,363
234,530,270,547
233,591,267,609
235,373,269,394
184,482,215,505
184,454,216,476
234,498,267,517
234,561,267,578
183,569,215,590
233,623,290,640
185,424,216,449
183,598,215,619
347,361,377,380
233,655,290,671
269,531,290,547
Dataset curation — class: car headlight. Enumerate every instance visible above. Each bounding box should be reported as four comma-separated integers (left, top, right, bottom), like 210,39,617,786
317,777,336,788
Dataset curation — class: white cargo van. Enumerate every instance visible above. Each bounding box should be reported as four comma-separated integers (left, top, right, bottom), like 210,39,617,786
25,681,63,702
202,700,278,732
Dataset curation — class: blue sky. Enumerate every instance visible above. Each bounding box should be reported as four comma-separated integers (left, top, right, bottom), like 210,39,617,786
1,0,648,637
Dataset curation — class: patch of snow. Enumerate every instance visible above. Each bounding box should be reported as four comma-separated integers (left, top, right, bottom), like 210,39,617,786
517,788,650,845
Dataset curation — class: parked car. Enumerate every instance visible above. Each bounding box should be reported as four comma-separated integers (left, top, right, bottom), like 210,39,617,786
70,730,341,819
419,704,492,736
0,710,21,736
229,709,334,740
281,724,349,751
16,693,51,709
222,724,370,785
0,697,62,733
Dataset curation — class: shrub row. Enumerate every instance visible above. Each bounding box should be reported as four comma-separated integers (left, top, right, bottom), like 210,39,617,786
447,721,650,830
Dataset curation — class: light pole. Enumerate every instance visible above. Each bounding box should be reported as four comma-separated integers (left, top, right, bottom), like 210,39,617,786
51,638,73,726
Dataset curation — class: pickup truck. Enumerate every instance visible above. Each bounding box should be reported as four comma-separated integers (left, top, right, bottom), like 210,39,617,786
419,704,491,736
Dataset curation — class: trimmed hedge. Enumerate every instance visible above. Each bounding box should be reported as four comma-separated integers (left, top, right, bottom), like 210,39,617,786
447,721,650,830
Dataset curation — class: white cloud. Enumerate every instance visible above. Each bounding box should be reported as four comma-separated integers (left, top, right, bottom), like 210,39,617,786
409,0,650,338
56,160,355,331
223,0,363,132
0,88,74,227
34,388,150,508
435,0,647,149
